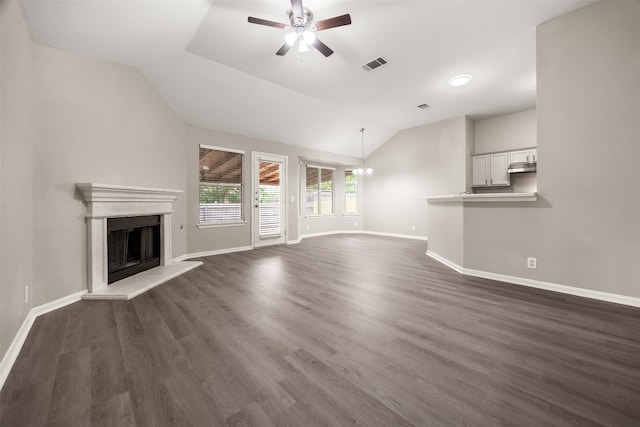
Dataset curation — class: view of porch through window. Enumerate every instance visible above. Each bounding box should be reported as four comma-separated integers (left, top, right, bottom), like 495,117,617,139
259,161,281,236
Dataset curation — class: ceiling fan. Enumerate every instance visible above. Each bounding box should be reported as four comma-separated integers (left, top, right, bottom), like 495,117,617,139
248,0,351,57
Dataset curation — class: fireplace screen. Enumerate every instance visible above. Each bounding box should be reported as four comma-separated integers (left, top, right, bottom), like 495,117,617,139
107,215,161,284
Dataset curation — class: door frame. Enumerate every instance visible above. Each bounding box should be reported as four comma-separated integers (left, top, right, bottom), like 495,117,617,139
252,152,288,248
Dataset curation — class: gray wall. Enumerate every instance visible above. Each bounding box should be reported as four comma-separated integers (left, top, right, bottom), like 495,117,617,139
364,117,468,238
474,109,536,154
187,126,362,255
32,45,189,305
0,0,36,360
464,0,640,297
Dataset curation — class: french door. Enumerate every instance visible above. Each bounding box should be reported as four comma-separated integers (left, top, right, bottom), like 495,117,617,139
253,153,287,247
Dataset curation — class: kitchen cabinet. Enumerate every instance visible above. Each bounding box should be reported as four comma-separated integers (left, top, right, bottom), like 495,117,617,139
472,156,489,186
510,148,537,163
472,152,510,187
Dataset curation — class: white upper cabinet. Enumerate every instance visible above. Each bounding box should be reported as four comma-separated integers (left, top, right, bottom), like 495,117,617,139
472,152,510,187
510,150,530,163
509,149,537,163
472,147,537,187
472,156,489,186
489,152,510,186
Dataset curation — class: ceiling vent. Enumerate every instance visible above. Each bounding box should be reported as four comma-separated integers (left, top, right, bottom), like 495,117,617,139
417,103,430,109
362,57,388,72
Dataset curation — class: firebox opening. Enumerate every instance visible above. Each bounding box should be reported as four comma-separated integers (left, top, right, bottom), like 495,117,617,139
107,215,161,284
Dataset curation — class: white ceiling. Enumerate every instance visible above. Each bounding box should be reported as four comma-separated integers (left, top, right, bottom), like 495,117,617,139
19,0,595,157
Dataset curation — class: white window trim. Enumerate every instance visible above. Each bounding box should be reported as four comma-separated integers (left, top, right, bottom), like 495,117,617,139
344,168,358,216
199,144,245,155
307,164,336,171
197,221,247,229
198,145,245,226
305,165,335,217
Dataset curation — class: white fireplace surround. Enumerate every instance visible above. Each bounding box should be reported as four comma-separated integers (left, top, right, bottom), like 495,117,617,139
76,183,200,299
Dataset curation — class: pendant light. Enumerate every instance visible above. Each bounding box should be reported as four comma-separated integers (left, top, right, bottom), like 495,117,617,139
354,128,373,176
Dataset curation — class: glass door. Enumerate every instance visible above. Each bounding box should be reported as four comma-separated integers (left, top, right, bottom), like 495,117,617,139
253,154,287,247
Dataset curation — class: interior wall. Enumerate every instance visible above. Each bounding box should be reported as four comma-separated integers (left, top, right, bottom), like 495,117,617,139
0,0,36,360
33,44,188,306
464,0,640,298
473,109,537,154
363,117,468,238
187,126,362,255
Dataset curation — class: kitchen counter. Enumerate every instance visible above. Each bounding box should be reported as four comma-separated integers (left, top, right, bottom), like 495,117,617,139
422,192,537,203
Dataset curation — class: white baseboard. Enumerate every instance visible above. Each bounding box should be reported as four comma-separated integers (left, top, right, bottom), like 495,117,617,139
463,268,640,307
365,230,428,241
426,250,464,273
289,230,427,245
427,251,640,308
184,245,253,259
0,290,85,392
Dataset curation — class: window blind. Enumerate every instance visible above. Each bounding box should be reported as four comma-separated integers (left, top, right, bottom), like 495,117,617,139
199,146,244,224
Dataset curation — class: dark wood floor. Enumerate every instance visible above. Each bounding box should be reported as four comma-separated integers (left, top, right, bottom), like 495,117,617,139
1,235,639,426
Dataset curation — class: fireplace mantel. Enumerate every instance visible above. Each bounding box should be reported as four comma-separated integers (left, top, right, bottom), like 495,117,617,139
76,183,183,218
77,183,199,299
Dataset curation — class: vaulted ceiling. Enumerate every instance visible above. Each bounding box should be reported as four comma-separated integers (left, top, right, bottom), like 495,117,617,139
19,0,595,157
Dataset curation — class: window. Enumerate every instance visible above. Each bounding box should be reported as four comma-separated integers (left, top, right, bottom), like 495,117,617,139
199,145,244,225
306,166,334,215
344,170,357,215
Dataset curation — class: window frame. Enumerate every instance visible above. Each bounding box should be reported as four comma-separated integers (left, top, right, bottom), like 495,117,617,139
344,169,358,216
305,165,335,217
198,144,246,228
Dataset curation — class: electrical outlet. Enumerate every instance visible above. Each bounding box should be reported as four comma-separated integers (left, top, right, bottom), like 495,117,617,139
24,284,29,304
290,195,295,202
306,224,310,231
411,225,416,232
354,221,358,227
527,257,537,269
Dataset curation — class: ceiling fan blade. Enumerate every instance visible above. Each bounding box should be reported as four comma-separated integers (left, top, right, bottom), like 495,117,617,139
315,14,351,31
312,38,334,57
290,0,304,20
248,16,287,29
276,43,292,56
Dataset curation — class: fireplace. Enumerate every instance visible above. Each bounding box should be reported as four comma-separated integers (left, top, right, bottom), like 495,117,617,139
77,183,202,299
108,215,161,284
77,183,185,295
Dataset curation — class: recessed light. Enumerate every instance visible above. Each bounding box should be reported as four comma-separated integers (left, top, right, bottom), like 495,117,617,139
448,74,472,87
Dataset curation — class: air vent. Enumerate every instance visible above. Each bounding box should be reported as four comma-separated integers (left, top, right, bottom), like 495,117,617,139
417,103,430,109
362,57,388,72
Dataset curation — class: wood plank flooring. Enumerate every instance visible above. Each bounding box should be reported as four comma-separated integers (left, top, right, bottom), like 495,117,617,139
1,234,639,426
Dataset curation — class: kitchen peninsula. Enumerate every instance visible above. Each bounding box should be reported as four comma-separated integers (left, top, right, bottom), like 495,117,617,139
421,192,538,273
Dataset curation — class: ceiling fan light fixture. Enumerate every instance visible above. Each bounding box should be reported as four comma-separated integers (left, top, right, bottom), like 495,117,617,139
284,30,297,46
248,1,351,58
302,30,315,44
298,39,309,53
